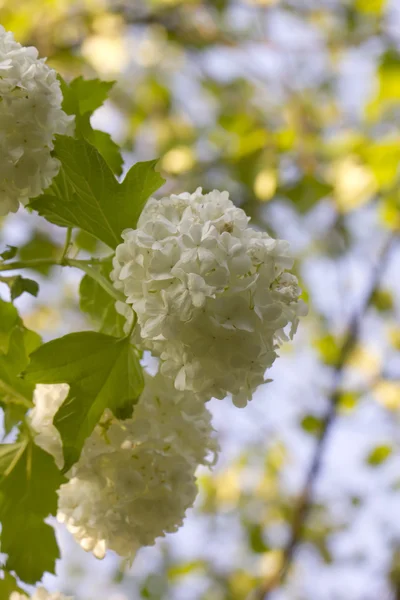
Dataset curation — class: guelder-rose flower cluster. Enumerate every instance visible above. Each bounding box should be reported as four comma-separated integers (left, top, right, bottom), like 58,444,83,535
10,589,71,600
30,375,217,559
112,188,306,407
0,26,73,215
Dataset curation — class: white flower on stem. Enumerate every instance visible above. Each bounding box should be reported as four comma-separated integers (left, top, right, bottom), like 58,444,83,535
0,26,74,215
111,188,307,406
30,375,218,559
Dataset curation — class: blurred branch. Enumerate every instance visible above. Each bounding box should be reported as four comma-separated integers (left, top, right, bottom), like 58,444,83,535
115,3,238,47
252,231,399,600
0,258,125,302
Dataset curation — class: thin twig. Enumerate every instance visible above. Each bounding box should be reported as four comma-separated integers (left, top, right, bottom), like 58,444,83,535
252,232,398,600
0,258,125,302
60,227,72,263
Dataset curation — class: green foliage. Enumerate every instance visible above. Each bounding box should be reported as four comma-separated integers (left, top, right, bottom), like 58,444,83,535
0,439,66,583
60,76,123,176
1,403,26,436
63,76,114,116
282,176,333,213
0,299,41,411
0,0,399,595
337,391,360,414
167,560,206,580
301,415,323,436
1,275,39,301
314,334,341,366
30,136,165,249
0,299,19,353
368,50,400,118
18,231,61,276
247,523,270,554
0,246,17,261
25,331,144,471
371,289,394,312
0,572,24,596
80,259,126,337
367,444,393,466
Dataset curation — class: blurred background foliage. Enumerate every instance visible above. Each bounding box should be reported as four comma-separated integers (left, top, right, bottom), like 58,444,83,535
1,0,400,599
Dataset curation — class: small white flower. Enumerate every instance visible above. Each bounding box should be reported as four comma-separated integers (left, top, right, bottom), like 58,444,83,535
112,188,306,406
29,383,69,469
0,26,74,215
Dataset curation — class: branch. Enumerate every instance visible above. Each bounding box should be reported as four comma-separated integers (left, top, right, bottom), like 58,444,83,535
0,258,125,303
252,232,398,600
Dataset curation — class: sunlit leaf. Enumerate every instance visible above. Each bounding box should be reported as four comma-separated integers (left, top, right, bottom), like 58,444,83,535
30,137,165,250
0,246,17,261
60,76,123,176
366,444,393,466
79,259,127,337
0,439,65,583
282,176,332,213
301,415,323,436
25,331,144,471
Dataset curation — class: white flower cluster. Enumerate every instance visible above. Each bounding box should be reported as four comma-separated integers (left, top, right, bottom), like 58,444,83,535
10,588,71,600
111,188,306,407
30,383,69,469
30,375,217,559
0,26,74,215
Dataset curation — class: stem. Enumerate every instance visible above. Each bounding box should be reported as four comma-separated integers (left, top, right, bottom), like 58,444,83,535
0,257,125,303
253,233,398,600
60,227,72,262
0,259,59,272
0,382,33,408
67,259,125,303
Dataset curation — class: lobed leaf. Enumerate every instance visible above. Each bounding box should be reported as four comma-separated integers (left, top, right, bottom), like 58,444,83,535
79,259,127,337
24,331,144,471
30,136,165,249
0,440,66,583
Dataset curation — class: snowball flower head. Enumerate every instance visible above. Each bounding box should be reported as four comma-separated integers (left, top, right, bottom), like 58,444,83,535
10,588,72,600
47,373,218,558
0,26,74,215
111,188,307,406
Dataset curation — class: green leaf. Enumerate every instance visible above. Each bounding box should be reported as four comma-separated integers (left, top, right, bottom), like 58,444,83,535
59,76,123,176
18,232,61,276
63,76,114,116
0,299,19,353
167,560,206,580
367,444,393,466
30,136,165,250
337,391,360,414
355,0,387,14
282,176,332,213
248,523,270,554
0,402,27,435
74,230,99,253
301,415,323,436
0,572,24,595
24,331,144,471
371,289,394,312
313,334,341,366
0,246,18,261
80,259,126,337
85,128,124,176
9,276,39,301
0,308,41,409
0,439,66,583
